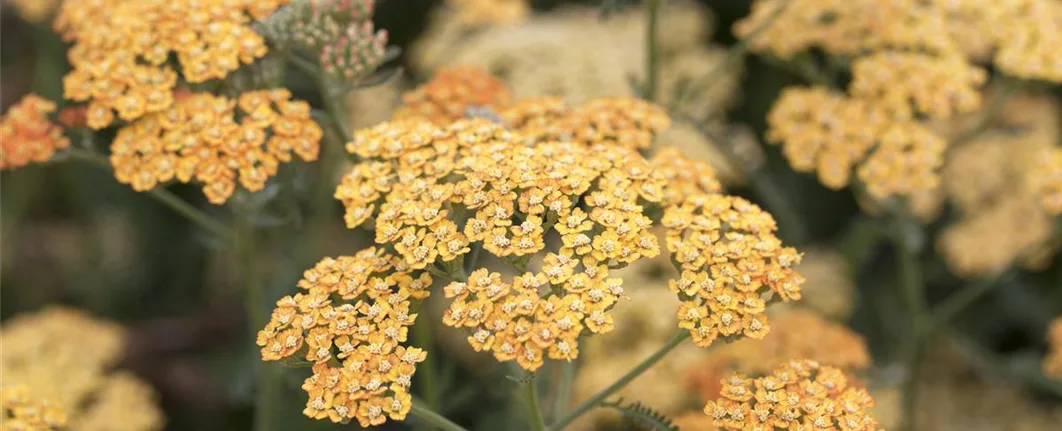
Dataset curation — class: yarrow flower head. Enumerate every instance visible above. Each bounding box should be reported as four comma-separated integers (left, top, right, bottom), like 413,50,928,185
1028,147,1062,216
1,94,70,170
1046,317,1062,380
55,0,289,129
446,0,530,26
109,89,322,204
1,385,67,431
393,66,514,125
501,97,672,150
256,248,426,426
0,307,164,431
703,359,880,431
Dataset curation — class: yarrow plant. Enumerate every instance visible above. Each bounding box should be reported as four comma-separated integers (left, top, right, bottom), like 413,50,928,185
0,94,70,170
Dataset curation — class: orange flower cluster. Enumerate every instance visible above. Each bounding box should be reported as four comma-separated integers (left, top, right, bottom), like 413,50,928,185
1046,318,1062,380
56,0,289,129
0,94,70,170
767,87,946,200
393,66,514,125
109,89,321,204
501,97,672,150
703,360,880,431
689,309,871,403
1028,147,1062,216
662,195,804,347
0,385,66,431
446,0,530,26
255,247,427,426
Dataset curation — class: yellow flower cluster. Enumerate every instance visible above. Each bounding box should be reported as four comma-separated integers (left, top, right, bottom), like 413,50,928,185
55,0,289,129
1,385,66,431
393,66,514,125
1044,318,1062,380
0,307,164,431
0,94,70,171
703,360,880,431
1028,147,1062,216
767,86,947,200
446,0,529,26
849,52,985,121
255,248,426,426
688,309,871,404
7,0,60,23
501,97,672,150
110,89,321,204
994,0,1062,83
662,194,804,347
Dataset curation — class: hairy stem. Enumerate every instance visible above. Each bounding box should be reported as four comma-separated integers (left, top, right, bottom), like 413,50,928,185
893,217,926,431
62,148,232,239
410,399,470,431
552,360,576,422
525,376,548,431
550,331,689,431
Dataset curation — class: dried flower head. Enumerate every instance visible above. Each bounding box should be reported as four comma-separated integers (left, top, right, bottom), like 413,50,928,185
0,307,164,431
256,248,426,426
447,0,530,26
109,89,321,204
1,385,67,431
1028,147,1062,216
56,0,289,129
1,94,70,170
703,359,880,431
393,66,514,125
1045,318,1062,380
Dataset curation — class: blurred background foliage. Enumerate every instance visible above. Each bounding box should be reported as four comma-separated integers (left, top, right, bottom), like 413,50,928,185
1,1,1061,430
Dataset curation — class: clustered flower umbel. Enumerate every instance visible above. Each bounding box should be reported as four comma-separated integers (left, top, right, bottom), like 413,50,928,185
501,96,673,150
0,307,164,431
703,359,880,431
54,0,289,130
0,94,70,170
109,89,321,204
1,385,66,431
1045,317,1062,380
266,0,388,82
393,65,515,125
255,247,426,426
1029,147,1062,216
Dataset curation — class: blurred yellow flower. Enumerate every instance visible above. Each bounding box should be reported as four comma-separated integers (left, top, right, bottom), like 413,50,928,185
393,66,514,125
0,307,164,431
0,94,70,170
1028,147,1062,216
7,0,61,23
0,385,67,431
447,0,529,26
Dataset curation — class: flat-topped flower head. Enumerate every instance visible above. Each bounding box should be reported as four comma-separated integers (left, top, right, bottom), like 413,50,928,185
55,0,289,129
994,0,1062,83
256,247,427,426
0,94,70,170
849,51,986,120
703,359,880,431
109,89,321,204
393,66,514,125
501,97,672,150
662,194,804,347
1028,147,1062,216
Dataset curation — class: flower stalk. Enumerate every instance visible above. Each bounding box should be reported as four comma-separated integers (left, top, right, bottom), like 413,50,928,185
643,0,662,102
892,216,927,431
524,376,548,431
410,399,470,431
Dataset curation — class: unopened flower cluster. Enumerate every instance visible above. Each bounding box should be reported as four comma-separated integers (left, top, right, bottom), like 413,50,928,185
55,0,289,129
1045,318,1062,380
0,307,164,431
703,359,880,431
266,0,389,82
0,94,70,170
255,247,426,426
393,66,514,125
109,89,321,204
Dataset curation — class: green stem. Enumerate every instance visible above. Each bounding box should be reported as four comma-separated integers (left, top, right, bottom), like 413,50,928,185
893,218,926,431
409,399,470,431
412,313,440,418
552,360,576,422
61,148,233,239
924,277,1002,334
672,0,790,110
233,206,276,431
549,331,689,431
643,0,662,102
524,376,548,431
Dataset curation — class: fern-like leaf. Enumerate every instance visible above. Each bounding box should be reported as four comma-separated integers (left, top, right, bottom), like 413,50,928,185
601,398,679,431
